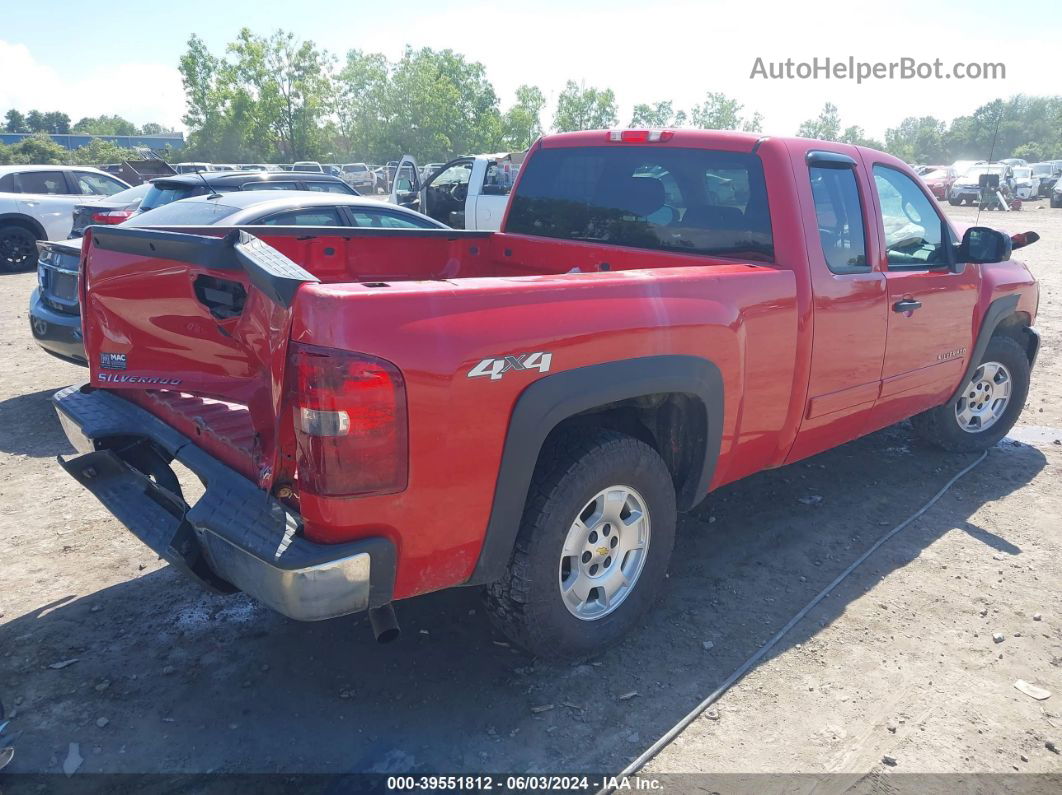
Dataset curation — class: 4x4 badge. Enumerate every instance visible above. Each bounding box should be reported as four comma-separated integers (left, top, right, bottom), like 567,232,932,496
468,352,552,381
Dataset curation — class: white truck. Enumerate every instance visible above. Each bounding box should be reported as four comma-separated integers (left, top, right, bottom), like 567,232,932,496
388,152,523,230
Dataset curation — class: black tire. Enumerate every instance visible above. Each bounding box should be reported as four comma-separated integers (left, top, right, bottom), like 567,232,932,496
948,198,962,206
0,223,39,273
910,335,1030,452
485,429,677,660
1051,195,1062,209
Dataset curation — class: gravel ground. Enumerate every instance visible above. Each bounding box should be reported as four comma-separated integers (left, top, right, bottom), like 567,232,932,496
0,201,1059,789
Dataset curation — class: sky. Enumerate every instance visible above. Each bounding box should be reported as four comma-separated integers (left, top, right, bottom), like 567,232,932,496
1,0,1059,139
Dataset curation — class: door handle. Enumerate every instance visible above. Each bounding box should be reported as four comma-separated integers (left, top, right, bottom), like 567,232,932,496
893,299,923,313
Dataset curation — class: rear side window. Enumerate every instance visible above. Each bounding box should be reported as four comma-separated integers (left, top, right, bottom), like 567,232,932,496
258,208,345,226
124,200,242,226
808,166,868,274
14,171,68,194
507,147,773,261
243,181,299,191
304,182,356,194
349,210,439,229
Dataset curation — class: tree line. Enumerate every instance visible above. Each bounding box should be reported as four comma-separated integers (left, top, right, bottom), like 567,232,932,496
6,28,1062,168
4,109,173,137
173,29,1062,165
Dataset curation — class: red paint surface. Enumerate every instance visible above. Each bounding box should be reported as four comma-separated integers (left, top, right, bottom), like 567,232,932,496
78,131,1040,601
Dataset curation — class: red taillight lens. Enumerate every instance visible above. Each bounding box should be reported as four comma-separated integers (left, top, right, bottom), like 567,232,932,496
91,209,135,225
288,342,408,497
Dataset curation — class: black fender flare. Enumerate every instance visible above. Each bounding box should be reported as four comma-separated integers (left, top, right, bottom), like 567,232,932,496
466,355,724,585
0,212,47,240
948,294,1022,404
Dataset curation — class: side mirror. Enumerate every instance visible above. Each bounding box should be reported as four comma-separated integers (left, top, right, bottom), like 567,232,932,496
1010,231,1040,251
956,226,1012,265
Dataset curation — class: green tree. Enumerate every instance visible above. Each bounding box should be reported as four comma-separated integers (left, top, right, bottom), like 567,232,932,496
552,81,618,132
797,102,841,141
226,28,336,160
25,110,47,132
884,116,947,163
140,122,166,135
42,111,71,134
629,100,686,128
1011,142,1046,162
68,138,140,166
334,46,502,162
840,125,884,150
502,85,546,150
4,110,28,133
73,114,137,136
7,132,68,164
688,92,761,132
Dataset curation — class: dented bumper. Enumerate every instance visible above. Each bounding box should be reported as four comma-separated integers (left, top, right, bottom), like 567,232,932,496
53,385,395,621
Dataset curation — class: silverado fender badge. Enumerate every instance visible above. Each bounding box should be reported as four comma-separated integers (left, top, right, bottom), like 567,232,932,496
468,352,552,381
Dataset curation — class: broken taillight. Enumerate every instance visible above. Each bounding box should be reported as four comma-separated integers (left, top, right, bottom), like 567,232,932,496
288,342,408,497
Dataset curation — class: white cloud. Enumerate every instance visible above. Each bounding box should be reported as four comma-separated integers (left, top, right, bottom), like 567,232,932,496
0,40,186,130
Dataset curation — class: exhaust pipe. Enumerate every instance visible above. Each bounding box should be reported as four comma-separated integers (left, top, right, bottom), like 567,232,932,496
368,603,400,643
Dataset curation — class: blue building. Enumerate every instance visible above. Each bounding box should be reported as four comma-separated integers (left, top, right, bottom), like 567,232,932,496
0,132,184,151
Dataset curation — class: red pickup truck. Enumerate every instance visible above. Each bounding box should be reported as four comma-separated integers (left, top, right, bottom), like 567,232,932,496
53,129,1040,659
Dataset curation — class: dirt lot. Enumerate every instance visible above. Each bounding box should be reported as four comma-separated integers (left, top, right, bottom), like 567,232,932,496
1,201,1060,789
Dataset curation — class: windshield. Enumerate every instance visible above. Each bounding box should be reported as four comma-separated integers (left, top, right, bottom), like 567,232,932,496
508,146,773,262
923,169,949,180
1012,168,1032,179
124,199,241,226
963,166,1004,179
1031,164,1053,175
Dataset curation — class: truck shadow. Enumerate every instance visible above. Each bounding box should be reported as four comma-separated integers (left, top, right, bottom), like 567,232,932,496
0,388,75,457
0,424,1045,779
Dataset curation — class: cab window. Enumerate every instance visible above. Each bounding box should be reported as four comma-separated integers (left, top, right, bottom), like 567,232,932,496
808,165,868,274
872,165,949,269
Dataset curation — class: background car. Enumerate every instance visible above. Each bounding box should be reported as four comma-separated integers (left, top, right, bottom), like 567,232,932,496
134,170,359,217
1032,162,1060,196
69,183,151,238
1010,166,1040,199
1052,180,1062,208
29,191,446,364
948,164,1012,206
292,161,324,173
341,163,379,192
919,166,957,200
0,165,131,271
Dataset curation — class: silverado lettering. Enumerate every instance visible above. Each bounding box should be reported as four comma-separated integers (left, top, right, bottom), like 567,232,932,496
53,129,1040,660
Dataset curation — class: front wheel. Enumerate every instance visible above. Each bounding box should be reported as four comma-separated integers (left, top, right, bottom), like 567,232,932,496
486,430,677,660
0,224,38,272
911,335,1030,452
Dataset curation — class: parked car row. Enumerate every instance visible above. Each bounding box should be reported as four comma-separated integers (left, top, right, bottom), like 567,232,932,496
18,168,447,365
916,159,1062,206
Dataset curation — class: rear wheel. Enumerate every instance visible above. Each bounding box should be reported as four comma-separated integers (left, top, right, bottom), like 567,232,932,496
486,430,677,660
0,224,38,272
948,198,962,206
911,335,1030,452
